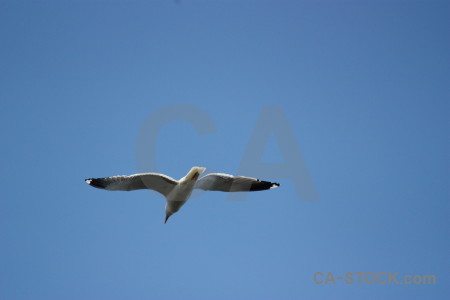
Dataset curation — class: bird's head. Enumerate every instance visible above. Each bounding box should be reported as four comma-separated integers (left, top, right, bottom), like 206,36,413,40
164,211,173,224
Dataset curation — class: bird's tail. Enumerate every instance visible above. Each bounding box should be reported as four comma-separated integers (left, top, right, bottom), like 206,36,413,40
183,166,206,181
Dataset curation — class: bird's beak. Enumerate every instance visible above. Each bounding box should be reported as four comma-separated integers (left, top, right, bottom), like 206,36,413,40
164,215,170,224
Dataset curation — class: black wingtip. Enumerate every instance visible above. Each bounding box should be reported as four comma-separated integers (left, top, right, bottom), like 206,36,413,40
85,178,107,189
250,180,280,191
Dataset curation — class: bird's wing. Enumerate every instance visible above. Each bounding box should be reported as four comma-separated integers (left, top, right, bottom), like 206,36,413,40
85,173,177,196
195,173,279,192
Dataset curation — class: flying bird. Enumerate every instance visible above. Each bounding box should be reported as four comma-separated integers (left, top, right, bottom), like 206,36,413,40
85,167,279,223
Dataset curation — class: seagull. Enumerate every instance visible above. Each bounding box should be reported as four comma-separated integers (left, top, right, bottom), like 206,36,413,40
85,166,280,223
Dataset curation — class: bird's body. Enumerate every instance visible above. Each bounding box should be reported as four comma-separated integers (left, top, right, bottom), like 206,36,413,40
163,167,204,222
85,166,279,223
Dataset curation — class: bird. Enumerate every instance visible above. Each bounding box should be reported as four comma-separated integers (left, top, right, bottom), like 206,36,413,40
85,166,280,223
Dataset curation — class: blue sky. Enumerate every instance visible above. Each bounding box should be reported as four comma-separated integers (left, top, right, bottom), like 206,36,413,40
1,1,448,299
